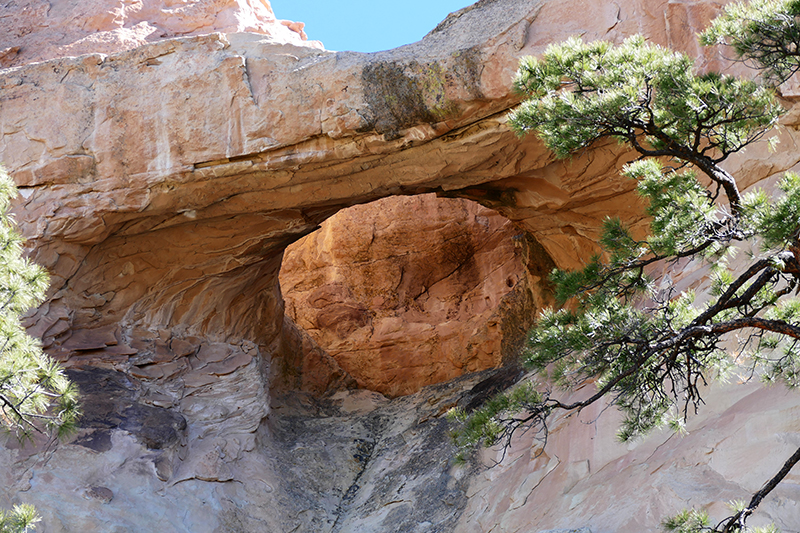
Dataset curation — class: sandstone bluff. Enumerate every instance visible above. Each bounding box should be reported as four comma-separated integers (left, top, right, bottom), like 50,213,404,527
1,0,800,531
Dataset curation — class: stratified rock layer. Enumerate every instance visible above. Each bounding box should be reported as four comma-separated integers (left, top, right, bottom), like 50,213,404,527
1,0,800,532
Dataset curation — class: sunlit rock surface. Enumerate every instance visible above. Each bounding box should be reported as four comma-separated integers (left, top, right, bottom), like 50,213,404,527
1,0,800,531
0,0,321,69
280,194,539,397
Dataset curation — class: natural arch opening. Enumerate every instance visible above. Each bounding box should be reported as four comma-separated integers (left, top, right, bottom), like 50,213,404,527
276,193,556,398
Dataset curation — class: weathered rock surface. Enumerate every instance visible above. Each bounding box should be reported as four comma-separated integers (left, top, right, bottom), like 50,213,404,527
0,364,519,533
0,0,320,68
280,194,540,397
1,0,800,532
265,370,521,533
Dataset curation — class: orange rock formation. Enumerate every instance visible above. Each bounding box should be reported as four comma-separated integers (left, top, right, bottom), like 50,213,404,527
1,0,800,531
280,194,539,397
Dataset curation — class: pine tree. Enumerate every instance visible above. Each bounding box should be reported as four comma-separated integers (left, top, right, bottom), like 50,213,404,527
0,165,80,533
0,166,79,442
701,0,800,86
0,504,40,533
451,2,800,531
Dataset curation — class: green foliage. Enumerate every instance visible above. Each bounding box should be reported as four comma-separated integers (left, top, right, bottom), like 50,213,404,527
626,160,718,256
509,36,781,168
0,166,80,442
0,504,40,533
701,0,800,85
755,172,800,248
664,501,779,533
448,381,543,455
453,33,790,453
0,166,81,531
481,30,792,447
663,509,711,533
450,3,800,531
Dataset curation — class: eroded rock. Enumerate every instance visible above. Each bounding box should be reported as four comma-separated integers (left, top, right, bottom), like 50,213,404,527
1,0,800,532
0,0,321,69
280,194,542,397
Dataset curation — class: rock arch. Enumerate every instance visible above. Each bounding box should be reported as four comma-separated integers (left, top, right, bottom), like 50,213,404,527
3,1,786,531
3,0,708,364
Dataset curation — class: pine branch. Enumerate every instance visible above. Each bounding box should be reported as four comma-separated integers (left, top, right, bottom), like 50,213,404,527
717,445,800,532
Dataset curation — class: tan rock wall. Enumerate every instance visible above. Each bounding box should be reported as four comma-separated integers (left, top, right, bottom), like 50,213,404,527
0,0,320,69
457,380,800,532
4,0,697,354
2,0,800,531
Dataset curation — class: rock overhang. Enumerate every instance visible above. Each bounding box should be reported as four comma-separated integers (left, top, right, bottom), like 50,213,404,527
5,1,800,531
2,0,723,363
0,0,749,390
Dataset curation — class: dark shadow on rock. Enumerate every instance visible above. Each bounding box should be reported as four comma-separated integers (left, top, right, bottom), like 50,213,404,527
67,368,186,451
463,364,524,412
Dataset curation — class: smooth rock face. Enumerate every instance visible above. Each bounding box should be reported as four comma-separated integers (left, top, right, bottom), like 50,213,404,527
457,381,800,533
1,0,800,532
280,194,541,397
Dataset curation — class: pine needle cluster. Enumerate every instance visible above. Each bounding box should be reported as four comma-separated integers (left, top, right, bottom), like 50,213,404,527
0,504,40,533
450,2,800,531
0,165,81,532
701,0,800,85
0,167,80,443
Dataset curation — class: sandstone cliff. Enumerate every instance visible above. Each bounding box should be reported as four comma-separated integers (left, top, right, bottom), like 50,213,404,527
1,0,799,532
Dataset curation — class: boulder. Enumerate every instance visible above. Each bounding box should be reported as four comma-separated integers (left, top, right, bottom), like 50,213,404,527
280,194,541,397
1,0,800,532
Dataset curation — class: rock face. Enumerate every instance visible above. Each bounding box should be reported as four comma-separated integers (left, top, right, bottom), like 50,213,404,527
457,378,800,533
280,194,541,397
0,0,320,68
266,369,522,533
1,0,800,532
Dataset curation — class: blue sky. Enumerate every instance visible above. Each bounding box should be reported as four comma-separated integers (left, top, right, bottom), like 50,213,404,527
270,1,476,53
